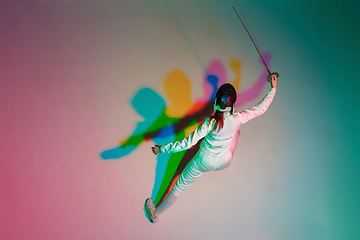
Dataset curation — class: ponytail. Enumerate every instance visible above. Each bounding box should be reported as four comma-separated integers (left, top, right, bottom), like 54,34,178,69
210,111,224,131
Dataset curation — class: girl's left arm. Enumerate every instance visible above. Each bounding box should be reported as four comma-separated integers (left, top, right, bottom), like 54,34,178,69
157,118,214,154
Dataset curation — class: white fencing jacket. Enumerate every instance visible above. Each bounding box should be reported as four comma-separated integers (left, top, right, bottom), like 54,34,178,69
160,88,276,156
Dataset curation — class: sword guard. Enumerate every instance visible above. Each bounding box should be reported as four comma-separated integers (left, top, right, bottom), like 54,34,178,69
266,72,279,82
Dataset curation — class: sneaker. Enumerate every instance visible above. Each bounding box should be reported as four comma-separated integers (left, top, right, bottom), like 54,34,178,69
144,198,158,223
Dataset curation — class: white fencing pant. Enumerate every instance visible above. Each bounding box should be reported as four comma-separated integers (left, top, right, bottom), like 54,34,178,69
154,149,233,215
171,130,240,197
171,148,232,197
153,131,240,216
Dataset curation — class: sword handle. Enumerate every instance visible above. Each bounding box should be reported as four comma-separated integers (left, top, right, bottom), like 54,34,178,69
266,72,279,82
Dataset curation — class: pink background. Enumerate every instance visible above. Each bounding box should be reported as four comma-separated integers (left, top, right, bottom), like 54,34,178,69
1,1,359,239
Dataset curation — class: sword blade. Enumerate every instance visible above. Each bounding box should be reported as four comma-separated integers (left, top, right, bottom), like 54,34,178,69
232,6,271,75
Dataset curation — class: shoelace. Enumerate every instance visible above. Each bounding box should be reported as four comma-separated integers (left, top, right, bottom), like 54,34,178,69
145,200,158,221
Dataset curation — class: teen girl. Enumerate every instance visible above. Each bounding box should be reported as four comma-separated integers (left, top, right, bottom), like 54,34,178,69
145,75,278,223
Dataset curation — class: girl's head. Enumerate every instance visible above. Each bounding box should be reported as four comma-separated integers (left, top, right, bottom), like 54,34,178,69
211,83,237,131
213,83,236,113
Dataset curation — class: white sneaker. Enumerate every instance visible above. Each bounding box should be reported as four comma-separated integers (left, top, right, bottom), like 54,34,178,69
144,198,158,223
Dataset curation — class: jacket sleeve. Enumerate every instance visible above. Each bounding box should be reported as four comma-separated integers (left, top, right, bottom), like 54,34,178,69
160,118,214,153
237,88,276,124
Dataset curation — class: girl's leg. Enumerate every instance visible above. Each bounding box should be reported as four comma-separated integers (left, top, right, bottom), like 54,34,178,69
215,130,239,171
153,152,207,216
154,191,178,215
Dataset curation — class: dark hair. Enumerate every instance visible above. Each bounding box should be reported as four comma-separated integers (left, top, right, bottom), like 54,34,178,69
209,97,234,131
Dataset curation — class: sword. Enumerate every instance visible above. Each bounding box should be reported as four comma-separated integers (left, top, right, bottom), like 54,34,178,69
232,6,279,82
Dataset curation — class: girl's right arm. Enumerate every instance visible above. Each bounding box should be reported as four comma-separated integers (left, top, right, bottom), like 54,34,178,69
238,75,277,124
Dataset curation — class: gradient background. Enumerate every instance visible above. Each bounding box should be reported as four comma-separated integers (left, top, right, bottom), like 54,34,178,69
1,0,359,239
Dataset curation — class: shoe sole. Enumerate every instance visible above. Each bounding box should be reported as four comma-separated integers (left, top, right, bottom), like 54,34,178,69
144,199,155,223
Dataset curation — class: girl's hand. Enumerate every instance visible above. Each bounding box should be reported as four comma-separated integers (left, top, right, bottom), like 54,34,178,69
151,145,162,155
270,75,277,89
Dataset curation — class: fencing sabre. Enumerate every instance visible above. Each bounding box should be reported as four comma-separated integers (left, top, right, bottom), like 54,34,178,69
232,7,279,82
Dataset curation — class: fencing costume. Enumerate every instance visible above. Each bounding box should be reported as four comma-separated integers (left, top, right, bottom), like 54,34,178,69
145,83,276,223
